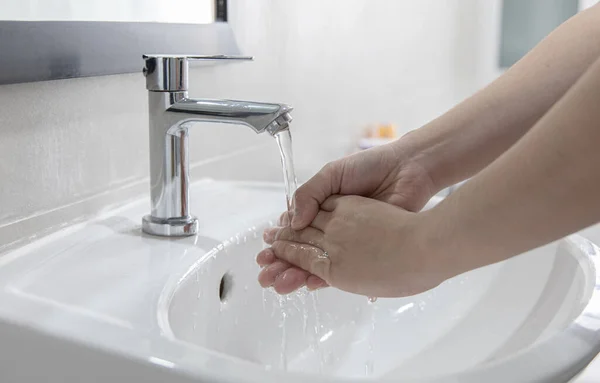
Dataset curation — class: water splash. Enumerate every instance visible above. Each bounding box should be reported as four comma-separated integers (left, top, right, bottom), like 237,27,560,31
296,288,309,337
278,294,289,370
311,291,325,373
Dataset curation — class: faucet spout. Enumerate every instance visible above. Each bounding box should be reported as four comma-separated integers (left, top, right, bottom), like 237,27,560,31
168,98,293,135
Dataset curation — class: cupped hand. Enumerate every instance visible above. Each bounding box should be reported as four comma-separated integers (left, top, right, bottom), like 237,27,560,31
257,138,439,294
260,195,449,297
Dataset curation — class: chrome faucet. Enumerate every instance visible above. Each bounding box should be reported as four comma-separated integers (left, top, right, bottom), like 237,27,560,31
141,55,293,237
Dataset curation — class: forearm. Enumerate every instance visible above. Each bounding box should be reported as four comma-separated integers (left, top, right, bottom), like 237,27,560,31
426,55,600,278
403,4,600,191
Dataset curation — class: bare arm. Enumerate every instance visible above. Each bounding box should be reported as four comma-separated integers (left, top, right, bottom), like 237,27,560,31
425,55,600,277
406,3,600,191
258,4,600,294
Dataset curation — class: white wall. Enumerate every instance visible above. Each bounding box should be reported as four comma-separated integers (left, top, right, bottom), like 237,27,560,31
0,0,503,248
217,0,503,174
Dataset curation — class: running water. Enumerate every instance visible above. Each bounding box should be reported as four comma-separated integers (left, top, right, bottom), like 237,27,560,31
277,294,289,370
365,298,377,376
312,291,325,373
271,129,340,373
273,128,298,215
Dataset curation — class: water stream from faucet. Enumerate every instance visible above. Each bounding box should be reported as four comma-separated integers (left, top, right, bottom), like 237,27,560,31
272,128,298,371
272,128,379,374
273,129,298,218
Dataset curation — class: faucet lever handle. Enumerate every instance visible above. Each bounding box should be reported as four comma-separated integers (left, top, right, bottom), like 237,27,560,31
143,54,253,61
143,54,253,92
184,55,253,61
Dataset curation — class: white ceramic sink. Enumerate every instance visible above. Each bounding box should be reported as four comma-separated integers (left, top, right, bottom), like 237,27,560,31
162,204,600,382
0,180,599,383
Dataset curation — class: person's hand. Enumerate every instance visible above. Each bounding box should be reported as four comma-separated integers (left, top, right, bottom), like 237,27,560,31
261,195,450,297
257,138,440,294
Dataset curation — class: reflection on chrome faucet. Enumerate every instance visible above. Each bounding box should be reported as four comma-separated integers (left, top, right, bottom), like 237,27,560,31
141,55,293,237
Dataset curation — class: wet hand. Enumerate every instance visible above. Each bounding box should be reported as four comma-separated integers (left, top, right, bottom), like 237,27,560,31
258,195,448,297
257,139,439,293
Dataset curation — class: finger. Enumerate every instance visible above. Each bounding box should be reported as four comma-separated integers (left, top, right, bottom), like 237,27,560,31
256,248,276,267
291,162,342,230
263,226,325,247
271,240,331,281
263,227,280,244
311,210,333,231
273,268,310,294
278,211,292,226
320,195,345,212
258,260,292,287
306,275,329,290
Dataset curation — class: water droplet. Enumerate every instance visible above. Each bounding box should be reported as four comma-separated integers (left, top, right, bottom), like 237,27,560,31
368,296,378,303
262,289,268,312
244,285,248,292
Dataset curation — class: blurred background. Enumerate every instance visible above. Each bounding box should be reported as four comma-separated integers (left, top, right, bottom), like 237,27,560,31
204,0,596,180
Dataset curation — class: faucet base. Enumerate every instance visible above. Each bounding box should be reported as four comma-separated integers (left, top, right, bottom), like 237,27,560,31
142,215,199,237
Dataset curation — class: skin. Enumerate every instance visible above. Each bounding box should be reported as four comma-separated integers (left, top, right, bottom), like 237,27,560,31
257,4,600,295
263,55,600,297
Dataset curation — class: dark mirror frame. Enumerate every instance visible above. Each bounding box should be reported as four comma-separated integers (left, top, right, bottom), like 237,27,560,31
0,0,241,85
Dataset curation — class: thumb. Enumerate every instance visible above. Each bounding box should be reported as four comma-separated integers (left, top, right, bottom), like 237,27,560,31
291,162,341,230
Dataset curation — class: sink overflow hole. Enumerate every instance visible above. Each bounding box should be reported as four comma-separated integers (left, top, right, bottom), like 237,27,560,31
219,272,233,302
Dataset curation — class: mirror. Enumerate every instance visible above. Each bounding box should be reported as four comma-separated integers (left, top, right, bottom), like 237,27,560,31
0,0,239,85
1,0,218,24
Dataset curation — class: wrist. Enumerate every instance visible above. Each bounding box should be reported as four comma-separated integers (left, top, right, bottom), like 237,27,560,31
413,203,467,283
391,123,454,194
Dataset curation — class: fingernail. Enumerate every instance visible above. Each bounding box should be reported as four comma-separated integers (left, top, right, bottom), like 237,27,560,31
263,228,276,244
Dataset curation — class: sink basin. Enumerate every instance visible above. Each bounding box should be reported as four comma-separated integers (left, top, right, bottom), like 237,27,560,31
161,202,600,382
0,180,598,383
